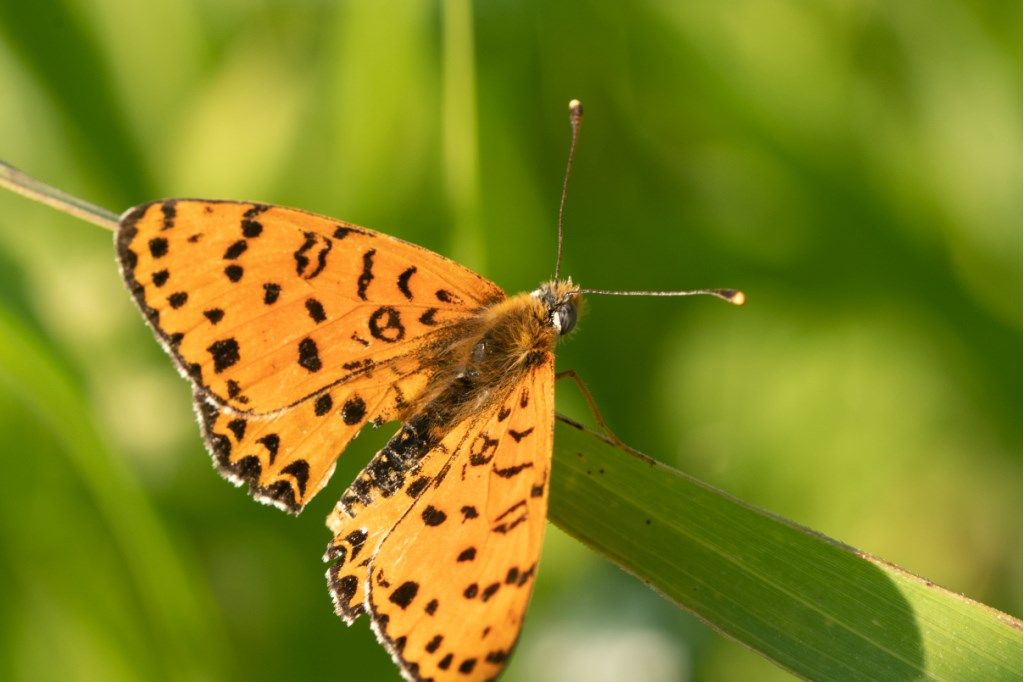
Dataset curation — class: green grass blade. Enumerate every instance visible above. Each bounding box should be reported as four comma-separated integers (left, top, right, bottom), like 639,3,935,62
549,418,1022,681
441,0,485,272
0,305,229,680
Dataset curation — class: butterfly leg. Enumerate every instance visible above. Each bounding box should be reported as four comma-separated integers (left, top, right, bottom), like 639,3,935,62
555,369,628,450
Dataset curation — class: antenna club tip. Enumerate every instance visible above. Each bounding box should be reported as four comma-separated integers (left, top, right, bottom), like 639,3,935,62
568,99,583,116
729,290,746,306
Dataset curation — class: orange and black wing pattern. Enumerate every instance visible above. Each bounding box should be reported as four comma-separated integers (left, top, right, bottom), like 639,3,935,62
116,199,504,511
195,352,433,512
326,359,555,680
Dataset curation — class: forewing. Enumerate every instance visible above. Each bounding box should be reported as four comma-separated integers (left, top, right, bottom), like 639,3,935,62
362,361,555,681
116,199,504,414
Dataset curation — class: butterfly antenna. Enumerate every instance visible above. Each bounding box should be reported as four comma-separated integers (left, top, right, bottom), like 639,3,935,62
581,287,746,305
554,99,583,282
0,160,118,231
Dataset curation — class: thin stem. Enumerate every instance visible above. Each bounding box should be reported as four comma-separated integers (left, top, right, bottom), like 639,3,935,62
0,161,119,232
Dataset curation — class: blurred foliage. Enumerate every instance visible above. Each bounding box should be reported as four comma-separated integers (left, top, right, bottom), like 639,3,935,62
0,1,1019,680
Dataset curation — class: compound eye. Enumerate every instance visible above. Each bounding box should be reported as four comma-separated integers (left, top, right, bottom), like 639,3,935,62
553,300,577,336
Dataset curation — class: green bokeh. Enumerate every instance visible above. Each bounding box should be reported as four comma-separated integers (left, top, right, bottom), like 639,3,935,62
0,2,1018,680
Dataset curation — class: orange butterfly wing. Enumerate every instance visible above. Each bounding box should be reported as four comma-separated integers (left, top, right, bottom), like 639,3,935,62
354,360,555,681
117,200,505,511
195,353,432,512
117,200,504,414
324,411,459,622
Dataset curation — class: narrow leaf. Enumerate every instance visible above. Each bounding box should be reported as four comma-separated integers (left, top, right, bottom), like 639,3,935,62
549,418,1022,681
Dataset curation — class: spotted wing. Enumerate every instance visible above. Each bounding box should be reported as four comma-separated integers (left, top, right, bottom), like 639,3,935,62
116,199,504,415
324,416,459,623
357,361,554,681
197,353,434,513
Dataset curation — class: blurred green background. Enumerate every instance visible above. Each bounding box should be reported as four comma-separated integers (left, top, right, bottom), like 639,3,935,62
0,1,1019,680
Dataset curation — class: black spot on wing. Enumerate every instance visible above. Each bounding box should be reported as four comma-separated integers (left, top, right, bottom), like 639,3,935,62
241,204,268,237
493,516,527,534
224,264,243,282
207,338,240,372
345,529,368,561
469,432,499,465
396,266,416,300
263,479,298,511
485,650,509,665
297,337,322,372
332,573,359,610
357,249,376,300
168,291,188,309
294,230,331,279
509,427,534,442
223,239,247,259
294,232,315,275
435,289,462,304
342,396,366,425
257,433,280,464
235,455,262,482
421,505,447,526
263,282,281,304
368,306,405,342
281,460,310,496
314,393,333,416
418,308,439,326
148,237,168,258
226,418,246,441
389,581,419,609
494,462,533,478
305,298,327,323
160,201,176,230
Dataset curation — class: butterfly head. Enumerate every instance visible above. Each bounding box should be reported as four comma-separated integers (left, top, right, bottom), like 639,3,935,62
532,279,582,336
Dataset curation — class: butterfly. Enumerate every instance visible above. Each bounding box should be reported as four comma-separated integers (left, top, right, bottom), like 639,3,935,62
119,194,561,679
1,100,742,681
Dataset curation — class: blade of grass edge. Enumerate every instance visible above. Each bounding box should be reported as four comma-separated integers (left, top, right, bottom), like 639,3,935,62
548,417,1022,681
